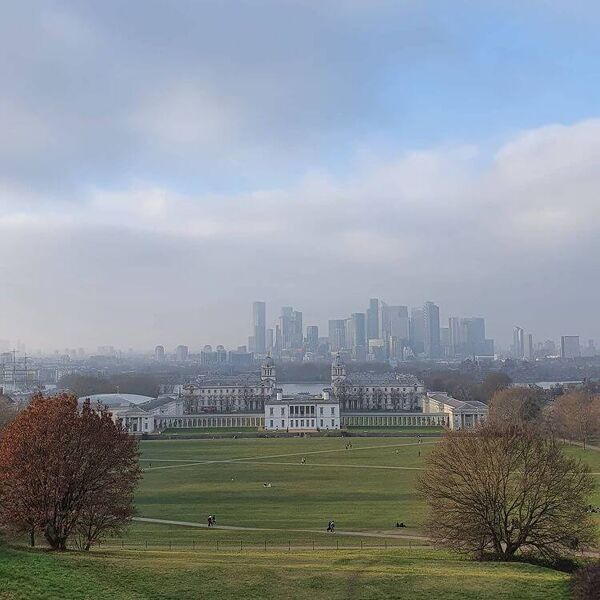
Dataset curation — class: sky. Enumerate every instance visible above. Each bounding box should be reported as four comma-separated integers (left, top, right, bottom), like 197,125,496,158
1,0,600,352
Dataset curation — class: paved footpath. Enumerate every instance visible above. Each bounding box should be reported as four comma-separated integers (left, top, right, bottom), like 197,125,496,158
132,516,430,541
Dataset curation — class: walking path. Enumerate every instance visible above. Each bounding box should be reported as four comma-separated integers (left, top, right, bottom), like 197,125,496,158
132,516,430,541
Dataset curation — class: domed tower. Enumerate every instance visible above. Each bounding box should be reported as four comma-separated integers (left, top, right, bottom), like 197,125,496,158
261,354,276,385
331,353,347,384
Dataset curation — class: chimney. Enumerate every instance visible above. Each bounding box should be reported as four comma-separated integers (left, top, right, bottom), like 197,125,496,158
276,391,283,401
322,389,330,401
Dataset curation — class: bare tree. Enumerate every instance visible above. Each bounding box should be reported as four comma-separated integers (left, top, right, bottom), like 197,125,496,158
488,386,546,428
552,392,600,450
419,424,596,560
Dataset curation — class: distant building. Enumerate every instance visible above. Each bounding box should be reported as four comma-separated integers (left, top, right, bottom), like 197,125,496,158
328,319,347,352
154,345,165,361
306,325,319,351
252,301,266,354
561,336,580,359
330,354,424,411
512,327,525,359
366,298,380,343
264,389,340,432
175,345,189,362
423,301,441,359
422,392,488,430
410,307,425,355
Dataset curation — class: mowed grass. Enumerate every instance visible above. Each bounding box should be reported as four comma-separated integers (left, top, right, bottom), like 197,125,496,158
0,545,571,600
135,437,433,539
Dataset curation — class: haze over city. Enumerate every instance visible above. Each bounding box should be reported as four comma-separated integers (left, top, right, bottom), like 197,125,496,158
2,1,600,351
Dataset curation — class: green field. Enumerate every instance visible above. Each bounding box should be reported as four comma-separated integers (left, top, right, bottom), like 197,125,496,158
0,545,572,600
3,434,599,599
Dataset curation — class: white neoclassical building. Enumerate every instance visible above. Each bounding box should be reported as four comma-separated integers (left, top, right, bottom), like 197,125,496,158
264,389,341,432
422,392,488,430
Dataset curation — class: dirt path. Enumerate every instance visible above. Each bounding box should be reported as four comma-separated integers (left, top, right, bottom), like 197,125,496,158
132,516,430,541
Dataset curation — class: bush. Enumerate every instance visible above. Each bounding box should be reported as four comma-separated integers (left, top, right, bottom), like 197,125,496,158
571,562,600,600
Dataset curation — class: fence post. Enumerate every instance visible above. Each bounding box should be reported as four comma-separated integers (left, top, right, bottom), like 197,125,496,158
312,539,315,551
169,540,172,551
145,540,148,551
360,540,363,550
288,540,291,552
264,540,267,552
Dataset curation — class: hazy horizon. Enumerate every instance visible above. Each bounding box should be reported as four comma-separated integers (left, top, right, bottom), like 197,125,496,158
2,1,600,351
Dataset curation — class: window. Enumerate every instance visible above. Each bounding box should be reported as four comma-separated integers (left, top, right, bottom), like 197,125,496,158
331,419,335,427
281,420,285,428
270,420,273,428
319,407,324,415
281,407,285,416
301,420,304,427
320,419,324,427
331,407,335,415
269,407,274,415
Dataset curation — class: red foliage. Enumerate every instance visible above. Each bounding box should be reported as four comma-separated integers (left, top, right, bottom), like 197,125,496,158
0,393,141,550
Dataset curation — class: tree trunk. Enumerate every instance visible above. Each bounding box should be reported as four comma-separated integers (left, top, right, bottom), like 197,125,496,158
29,528,35,547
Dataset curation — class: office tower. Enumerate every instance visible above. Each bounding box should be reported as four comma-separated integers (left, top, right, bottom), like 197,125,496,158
154,345,165,361
440,327,451,357
383,305,409,359
409,307,425,354
348,313,366,352
423,301,441,359
306,325,319,351
266,328,274,352
525,333,534,361
448,317,462,356
560,336,580,359
513,327,525,359
277,307,303,350
252,301,266,354
366,298,380,342
175,345,189,361
293,311,303,348
248,336,256,353
328,319,347,352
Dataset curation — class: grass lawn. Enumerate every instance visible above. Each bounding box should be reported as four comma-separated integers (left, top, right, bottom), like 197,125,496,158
0,545,572,600
134,437,432,540
346,426,443,433
161,427,258,435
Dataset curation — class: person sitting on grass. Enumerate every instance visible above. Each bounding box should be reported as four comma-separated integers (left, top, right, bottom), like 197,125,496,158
301,457,306,464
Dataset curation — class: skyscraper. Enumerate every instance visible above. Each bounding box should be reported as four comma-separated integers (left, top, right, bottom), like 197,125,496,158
348,313,366,352
513,327,525,359
366,298,380,342
154,345,165,361
328,319,347,352
560,336,580,359
252,301,266,354
409,307,425,355
423,301,441,359
306,325,319,351
278,307,303,350
175,345,189,362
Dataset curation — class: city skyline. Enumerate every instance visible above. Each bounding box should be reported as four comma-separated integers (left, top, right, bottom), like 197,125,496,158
1,2,600,350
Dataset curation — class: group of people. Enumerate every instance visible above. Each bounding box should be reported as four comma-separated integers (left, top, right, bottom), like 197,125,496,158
207,515,217,527
344,442,353,450
586,504,600,513
326,520,336,533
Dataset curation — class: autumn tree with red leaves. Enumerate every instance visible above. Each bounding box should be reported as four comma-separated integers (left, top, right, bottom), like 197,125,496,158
0,393,141,550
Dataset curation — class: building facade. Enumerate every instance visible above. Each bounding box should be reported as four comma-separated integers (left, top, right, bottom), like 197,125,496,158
264,389,340,432
330,355,425,411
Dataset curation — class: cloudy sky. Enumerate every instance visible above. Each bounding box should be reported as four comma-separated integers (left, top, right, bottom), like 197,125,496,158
1,0,600,352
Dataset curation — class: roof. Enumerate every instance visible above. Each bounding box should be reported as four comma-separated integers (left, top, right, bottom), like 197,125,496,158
83,393,155,408
427,392,487,411
338,373,422,386
267,392,338,405
140,395,179,411
188,374,264,387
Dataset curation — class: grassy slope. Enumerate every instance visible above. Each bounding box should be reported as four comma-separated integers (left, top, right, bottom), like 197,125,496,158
0,545,571,600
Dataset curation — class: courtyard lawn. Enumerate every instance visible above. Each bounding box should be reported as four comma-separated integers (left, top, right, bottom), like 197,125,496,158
0,544,572,600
